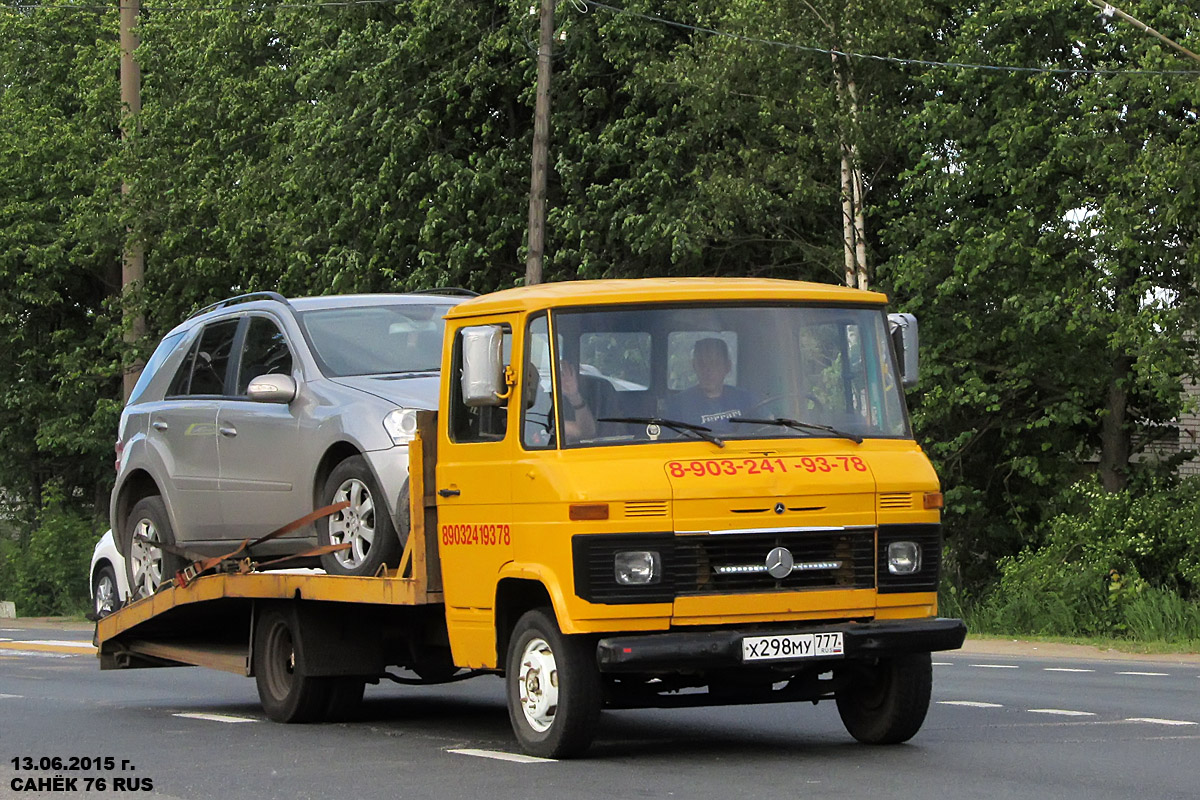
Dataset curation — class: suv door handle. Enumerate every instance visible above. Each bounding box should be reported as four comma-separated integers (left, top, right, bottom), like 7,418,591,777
152,421,169,431
219,426,238,437
437,488,461,498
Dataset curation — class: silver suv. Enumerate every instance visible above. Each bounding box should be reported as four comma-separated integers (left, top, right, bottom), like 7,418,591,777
111,291,465,597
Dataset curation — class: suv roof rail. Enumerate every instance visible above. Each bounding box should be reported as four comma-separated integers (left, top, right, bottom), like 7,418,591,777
187,291,291,320
413,287,479,297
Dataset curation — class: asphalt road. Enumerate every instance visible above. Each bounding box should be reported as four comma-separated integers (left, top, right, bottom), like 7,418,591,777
1,622,1197,800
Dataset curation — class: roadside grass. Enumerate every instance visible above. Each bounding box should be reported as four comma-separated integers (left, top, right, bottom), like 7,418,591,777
942,585,1200,656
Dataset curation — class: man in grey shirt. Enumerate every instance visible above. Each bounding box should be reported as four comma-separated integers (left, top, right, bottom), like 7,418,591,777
665,338,754,432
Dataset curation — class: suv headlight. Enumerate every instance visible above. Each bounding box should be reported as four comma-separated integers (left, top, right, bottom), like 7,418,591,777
383,408,419,445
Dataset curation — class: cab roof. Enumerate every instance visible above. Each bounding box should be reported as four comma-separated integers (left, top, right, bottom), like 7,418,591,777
445,278,888,319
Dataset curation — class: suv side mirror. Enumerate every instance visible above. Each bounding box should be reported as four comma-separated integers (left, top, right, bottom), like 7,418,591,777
887,313,919,389
461,325,507,406
247,374,297,404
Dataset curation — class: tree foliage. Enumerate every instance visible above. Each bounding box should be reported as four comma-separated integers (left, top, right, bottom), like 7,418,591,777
0,0,1197,606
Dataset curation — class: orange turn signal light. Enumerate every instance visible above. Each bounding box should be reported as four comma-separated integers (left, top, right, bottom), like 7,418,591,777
569,503,610,521
923,492,944,510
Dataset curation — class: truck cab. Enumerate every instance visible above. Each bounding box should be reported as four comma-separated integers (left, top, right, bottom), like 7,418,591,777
434,278,964,756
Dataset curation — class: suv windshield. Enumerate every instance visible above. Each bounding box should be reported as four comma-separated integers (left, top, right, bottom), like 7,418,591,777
299,304,453,377
549,304,910,447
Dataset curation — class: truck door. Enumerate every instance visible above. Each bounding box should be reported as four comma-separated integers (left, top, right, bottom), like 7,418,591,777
435,320,516,660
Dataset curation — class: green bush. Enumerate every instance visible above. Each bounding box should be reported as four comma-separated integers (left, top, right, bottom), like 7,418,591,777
0,490,98,617
959,477,1200,641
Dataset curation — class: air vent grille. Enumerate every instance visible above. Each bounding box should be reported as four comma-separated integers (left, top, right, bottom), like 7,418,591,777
878,492,913,510
624,501,669,518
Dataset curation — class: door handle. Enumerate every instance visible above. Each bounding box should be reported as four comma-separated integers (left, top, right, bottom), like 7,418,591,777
152,421,169,431
437,488,461,498
219,426,238,437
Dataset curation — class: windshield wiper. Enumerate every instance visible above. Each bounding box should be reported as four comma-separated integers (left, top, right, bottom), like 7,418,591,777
730,417,863,444
598,416,725,448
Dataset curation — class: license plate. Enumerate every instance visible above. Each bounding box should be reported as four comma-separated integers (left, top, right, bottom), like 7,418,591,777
741,632,844,662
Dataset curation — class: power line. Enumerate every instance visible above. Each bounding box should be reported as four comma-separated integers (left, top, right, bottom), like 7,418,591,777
6,0,1198,77
581,0,1200,77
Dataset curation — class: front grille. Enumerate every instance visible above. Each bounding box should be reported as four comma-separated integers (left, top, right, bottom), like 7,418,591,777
674,530,875,595
573,529,876,604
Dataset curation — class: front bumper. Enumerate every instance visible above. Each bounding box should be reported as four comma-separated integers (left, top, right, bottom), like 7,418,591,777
596,617,966,674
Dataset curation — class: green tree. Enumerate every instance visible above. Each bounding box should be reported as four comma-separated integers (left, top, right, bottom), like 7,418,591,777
882,0,1200,587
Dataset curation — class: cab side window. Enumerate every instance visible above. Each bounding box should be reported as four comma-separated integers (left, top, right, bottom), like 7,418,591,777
449,325,512,443
167,319,240,397
236,317,294,395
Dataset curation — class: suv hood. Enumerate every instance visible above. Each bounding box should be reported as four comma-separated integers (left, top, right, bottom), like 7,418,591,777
329,373,442,410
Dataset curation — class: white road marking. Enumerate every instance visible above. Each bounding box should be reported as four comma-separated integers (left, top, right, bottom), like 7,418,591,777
448,749,555,764
1044,668,1094,673
1125,718,1197,727
932,662,953,666
0,693,22,699
969,664,1020,669
1028,709,1096,717
20,640,95,649
938,700,1003,708
1116,671,1168,677
0,650,75,659
172,712,258,724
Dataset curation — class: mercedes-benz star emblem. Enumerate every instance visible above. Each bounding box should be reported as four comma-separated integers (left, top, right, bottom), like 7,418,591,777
774,502,786,515
765,546,794,579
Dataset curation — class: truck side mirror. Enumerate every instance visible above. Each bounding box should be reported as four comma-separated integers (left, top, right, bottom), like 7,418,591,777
460,325,508,406
888,313,919,389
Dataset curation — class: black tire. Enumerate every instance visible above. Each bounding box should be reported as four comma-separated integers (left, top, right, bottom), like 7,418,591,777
317,457,404,576
122,496,185,599
254,608,332,723
835,652,933,744
91,564,121,619
505,608,602,759
323,677,366,722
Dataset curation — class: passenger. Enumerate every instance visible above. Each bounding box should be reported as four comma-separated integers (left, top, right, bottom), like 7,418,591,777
558,360,596,442
522,359,595,446
664,338,754,432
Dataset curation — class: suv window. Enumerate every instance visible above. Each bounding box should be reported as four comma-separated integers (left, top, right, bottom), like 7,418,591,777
168,319,240,397
128,330,187,404
236,317,294,394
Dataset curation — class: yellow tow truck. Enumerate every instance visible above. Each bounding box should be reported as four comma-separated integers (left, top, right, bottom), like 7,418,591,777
97,278,965,758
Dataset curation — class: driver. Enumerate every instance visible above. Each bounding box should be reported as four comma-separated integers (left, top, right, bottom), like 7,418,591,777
664,337,755,432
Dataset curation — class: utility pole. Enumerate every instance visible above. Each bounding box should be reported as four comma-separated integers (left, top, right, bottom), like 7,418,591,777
832,52,868,291
120,0,145,400
525,0,555,287
1085,0,1200,65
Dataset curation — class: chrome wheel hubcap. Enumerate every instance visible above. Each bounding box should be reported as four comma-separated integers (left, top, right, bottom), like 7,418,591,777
517,637,559,733
329,479,376,569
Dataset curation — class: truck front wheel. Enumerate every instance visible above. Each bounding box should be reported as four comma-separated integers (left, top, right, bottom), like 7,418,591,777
505,609,601,759
254,608,332,723
835,652,932,744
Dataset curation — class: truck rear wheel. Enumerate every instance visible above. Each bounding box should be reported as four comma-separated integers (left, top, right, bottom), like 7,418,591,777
505,609,601,759
835,652,932,744
254,608,332,723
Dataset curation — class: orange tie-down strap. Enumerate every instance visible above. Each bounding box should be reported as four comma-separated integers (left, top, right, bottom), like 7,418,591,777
135,501,351,589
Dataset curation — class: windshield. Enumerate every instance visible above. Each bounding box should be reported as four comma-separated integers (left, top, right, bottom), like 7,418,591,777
548,304,911,447
299,304,452,377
